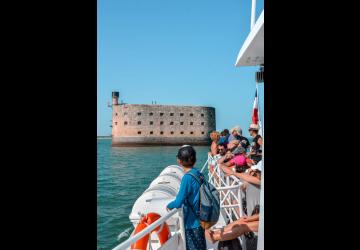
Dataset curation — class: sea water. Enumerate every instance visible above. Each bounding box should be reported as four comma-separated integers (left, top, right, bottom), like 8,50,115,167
97,138,210,250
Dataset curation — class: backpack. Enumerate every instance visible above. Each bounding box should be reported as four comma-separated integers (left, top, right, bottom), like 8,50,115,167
186,171,220,229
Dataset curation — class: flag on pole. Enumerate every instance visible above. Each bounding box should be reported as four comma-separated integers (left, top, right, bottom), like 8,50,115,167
252,88,259,125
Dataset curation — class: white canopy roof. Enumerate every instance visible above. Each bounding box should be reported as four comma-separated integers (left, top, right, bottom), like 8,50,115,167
235,10,264,67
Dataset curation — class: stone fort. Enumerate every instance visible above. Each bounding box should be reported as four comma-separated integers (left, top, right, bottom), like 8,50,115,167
111,92,216,146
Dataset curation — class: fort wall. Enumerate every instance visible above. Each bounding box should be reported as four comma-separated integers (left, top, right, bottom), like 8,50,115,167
111,102,216,146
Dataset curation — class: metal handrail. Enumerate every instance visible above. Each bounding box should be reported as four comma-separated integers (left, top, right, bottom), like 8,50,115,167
200,155,209,173
216,184,242,190
112,208,179,250
206,157,246,221
112,156,248,250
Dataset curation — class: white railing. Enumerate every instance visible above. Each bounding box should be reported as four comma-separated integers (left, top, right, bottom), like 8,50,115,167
207,155,245,222
112,208,185,250
111,157,210,250
207,154,247,249
200,155,210,173
112,154,258,250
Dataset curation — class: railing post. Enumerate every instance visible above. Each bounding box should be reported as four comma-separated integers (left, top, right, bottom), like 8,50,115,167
178,207,186,249
225,175,231,221
238,182,243,217
200,156,209,173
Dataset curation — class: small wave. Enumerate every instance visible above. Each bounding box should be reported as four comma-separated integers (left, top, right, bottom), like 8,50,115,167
117,226,133,241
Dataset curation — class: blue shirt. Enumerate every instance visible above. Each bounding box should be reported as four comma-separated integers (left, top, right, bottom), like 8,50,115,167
218,136,228,145
167,168,201,229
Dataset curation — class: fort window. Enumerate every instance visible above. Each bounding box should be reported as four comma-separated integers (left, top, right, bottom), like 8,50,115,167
180,122,184,125
201,122,205,125
160,112,164,116
138,131,141,134
170,121,174,125
115,122,117,125
138,121,141,125
150,121,153,125
190,113,193,116
170,113,174,116
149,112,153,116
190,122,194,125
115,113,118,116
180,113,184,116
124,112,128,115
160,121,164,125
150,131,153,135
137,112,141,116
201,113,204,117
190,131,194,135
202,131,205,134
124,121,128,125
180,131,184,134
160,131,164,135
170,131,174,135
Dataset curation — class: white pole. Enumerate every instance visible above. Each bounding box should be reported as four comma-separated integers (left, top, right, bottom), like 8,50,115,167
251,0,257,30
200,156,209,173
256,83,263,136
257,124,264,250
256,80,264,250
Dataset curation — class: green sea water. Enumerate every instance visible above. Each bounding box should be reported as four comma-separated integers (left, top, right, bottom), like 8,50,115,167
97,139,210,250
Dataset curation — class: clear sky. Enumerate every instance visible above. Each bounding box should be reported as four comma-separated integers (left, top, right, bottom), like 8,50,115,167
97,0,264,137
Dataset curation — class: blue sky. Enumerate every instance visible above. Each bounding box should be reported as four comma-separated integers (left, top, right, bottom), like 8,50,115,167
97,0,264,137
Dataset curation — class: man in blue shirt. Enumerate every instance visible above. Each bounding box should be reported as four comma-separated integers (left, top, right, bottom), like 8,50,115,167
167,145,207,250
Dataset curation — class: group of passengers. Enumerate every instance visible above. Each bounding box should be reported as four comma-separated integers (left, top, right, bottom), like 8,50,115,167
166,124,262,250
206,124,262,248
210,124,262,167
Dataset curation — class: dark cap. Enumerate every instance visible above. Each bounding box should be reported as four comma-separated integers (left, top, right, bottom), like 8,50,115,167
176,145,196,167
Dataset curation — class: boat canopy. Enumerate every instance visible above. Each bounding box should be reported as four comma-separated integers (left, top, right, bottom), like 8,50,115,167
235,10,264,67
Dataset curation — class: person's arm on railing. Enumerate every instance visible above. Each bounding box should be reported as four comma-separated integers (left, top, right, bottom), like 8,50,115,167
233,172,260,186
243,213,260,222
221,165,261,186
237,213,260,223
167,174,190,210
